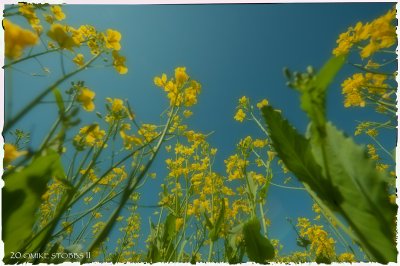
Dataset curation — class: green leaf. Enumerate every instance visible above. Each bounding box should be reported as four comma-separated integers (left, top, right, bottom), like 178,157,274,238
261,106,336,204
2,150,64,258
298,55,346,130
162,214,176,242
52,88,65,114
261,105,397,262
209,198,225,242
310,123,397,262
243,218,274,263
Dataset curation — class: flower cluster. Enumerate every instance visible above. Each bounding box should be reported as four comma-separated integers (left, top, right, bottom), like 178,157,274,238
4,19,39,59
333,8,396,58
73,124,107,150
297,217,336,260
341,72,389,108
7,4,128,75
154,67,201,107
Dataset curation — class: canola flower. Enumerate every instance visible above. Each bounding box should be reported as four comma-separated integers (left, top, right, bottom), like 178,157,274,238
76,87,96,111
3,143,26,165
73,53,85,66
18,3,42,33
50,5,66,21
153,67,201,107
333,8,396,58
73,124,106,149
341,72,390,108
4,19,39,60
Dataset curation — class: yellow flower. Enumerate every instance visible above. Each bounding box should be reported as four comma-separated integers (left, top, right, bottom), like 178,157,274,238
112,51,128,74
238,96,248,105
44,14,54,24
77,87,95,111
175,67,189,87
61,221,73,235
72,53,85,66
253,139,267,148
105,29,122,50
4,143,26,165
175,217,184,232
47,23,80,50
18,3,41,31
234,109,246,122
154,73,167,87
4,19,38,59
256,99,269,109
183,110,193,118
333,8,396,58
93,212,102,219
74,124,106,149
338,253,355,262
105,98,133,123
108,98,124,113
50,5,66,21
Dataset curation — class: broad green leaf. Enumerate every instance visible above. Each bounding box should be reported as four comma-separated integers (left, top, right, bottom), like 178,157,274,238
162,214,176,242
162,214,176,261
261,106,336,205
2,150,64,258
261,105,396,262
243,218,274,263
310,123,397,262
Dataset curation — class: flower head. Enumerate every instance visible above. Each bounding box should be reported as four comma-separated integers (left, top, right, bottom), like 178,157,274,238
72,53,85,66
256,99,269,109
4,19,38,59
77,87,96,111
4,143,26,165
234,109,246,122
105,29,122,50
50,5,66,21
112,51,128,74
47,23,80,50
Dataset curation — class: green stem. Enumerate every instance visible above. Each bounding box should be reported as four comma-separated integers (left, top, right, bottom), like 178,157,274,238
81,106,176,263
3,48,61,69
4,52,101,132
208,241,214,262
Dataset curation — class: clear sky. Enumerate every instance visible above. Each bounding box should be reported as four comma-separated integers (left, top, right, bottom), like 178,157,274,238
6,2,396,258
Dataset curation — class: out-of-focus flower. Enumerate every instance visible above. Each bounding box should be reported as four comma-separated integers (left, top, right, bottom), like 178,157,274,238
4,143,26,165
77,87,95,111
4,19,38,59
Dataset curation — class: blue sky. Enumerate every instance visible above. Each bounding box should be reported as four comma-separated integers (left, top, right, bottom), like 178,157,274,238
5,2,396,259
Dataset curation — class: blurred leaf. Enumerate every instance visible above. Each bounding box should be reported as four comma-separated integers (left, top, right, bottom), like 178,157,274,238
261,105,397,262
209,198,225,242
52,88,65,114
297,55,346,131
243,218,274,263
310,123,397,262
162,214,176,242
3,150,64,259
161,214,176,261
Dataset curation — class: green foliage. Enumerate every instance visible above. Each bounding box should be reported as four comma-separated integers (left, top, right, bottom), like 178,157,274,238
261,54,397,263
243,218,275,263
287,55,346,134
209,198,225,242
313,123,397,262
2,150,64,258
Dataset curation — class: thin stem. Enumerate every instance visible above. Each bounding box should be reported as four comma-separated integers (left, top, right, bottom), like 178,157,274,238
3,48,60,69
4,52,102,132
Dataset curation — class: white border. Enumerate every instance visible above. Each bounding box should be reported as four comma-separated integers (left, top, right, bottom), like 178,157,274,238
0,1,399,265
